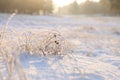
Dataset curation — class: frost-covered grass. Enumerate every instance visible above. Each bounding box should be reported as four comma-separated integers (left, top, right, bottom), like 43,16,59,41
0,13,120,80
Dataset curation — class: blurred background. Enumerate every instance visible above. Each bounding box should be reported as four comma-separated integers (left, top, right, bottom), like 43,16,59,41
0,0,120,16
0,1,120,80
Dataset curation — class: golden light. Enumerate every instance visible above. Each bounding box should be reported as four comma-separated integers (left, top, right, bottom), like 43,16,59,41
53,0,100,7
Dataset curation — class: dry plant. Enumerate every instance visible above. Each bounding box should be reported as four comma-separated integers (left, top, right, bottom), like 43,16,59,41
19,30,68,56
0,13,27,80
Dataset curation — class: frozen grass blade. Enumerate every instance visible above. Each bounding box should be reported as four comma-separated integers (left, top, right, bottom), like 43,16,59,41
0,13,27,80
0,13,16,45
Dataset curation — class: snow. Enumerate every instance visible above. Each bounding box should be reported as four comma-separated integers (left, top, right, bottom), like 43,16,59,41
0,13,120,80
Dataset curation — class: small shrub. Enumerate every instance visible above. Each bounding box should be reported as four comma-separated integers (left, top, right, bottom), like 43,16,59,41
19,30,67,56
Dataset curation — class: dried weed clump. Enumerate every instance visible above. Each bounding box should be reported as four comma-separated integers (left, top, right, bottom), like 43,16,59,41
19,30,67,56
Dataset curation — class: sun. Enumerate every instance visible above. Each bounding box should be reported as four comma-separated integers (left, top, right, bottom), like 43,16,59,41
53,0,85,7
53,0,100,7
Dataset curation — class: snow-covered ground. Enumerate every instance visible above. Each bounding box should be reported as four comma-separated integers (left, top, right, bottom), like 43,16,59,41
0,13,120,80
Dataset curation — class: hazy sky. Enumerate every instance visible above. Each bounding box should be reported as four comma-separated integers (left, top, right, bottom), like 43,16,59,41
53,0,100,7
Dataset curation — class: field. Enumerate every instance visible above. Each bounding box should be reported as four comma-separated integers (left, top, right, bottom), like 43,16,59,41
0,13,120,80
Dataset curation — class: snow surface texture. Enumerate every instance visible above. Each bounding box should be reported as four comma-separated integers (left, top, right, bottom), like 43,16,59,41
0,13,120,80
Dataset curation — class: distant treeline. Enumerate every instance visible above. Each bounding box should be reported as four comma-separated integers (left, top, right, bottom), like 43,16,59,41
0,0,120,15
0,0,53,15
58,0,120,15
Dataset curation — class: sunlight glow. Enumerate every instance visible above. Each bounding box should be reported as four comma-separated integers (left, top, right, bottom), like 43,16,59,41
53,0,100,7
